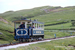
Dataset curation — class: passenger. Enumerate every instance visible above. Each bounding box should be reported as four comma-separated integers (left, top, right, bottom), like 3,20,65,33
32,25,35,28
38,26,41,29
28,26,31,29
19,22,25,28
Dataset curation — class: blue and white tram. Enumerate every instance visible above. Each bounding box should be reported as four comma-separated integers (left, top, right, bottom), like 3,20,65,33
13,19,44,42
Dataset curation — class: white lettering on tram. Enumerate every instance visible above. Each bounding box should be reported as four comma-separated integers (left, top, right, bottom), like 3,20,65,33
36,31,41,33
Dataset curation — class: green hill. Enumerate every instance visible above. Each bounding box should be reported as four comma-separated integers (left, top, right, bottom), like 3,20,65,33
31,6,75,24
0,6,75,25
0,6,62,21
0,6,75,44
0,17,14,44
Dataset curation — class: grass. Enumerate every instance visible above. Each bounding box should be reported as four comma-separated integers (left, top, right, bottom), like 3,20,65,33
31,9,75,25
0,30,14,44
0,6,51,21
0,21,14,32
9,37,75,50
0,6,75,25
0,40,9,45
45,23,75,30
44,31,75,39
0,22,14,44
0,6,75,30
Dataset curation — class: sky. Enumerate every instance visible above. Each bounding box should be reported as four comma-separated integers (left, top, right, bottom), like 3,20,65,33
0,0,75,13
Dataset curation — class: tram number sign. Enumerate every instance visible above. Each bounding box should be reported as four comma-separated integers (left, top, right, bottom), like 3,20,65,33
36,31,41,33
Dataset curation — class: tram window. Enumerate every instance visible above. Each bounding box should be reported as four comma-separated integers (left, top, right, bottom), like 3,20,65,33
15,22,26,29
32,23,44,29
27,24,31,28
16,22,20,29
32,23,35,28
39,24,44,29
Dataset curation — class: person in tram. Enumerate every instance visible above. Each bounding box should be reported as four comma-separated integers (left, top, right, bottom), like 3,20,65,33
28,25,31,29
38,26,41,29
32,25,35,28
19,22,25,28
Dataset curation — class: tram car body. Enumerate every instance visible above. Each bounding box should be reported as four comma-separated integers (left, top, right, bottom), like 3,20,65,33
13,19,44,42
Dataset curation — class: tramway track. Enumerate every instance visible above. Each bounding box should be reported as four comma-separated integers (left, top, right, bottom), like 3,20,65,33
0,35,75,47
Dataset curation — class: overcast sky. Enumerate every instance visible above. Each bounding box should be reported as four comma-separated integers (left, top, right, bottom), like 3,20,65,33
0,0,75,13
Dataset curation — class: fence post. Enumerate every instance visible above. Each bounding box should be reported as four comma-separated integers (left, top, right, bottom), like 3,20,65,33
70,33,72,35
54,34,56,38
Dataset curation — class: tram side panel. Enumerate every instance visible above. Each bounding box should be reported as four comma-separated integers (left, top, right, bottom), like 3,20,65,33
32,29,44,39
14,28,30,40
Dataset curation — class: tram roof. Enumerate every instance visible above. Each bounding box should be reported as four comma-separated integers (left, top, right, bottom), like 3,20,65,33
32,21,44,24
13,19,44,24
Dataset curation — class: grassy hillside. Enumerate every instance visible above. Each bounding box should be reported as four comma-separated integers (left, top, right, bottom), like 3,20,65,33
0,22,14,44
0,17,14,44
0,21,14,32
0,6,75,25
0,21,14,44
0,6,63,22
0,30,14,44
0,6,75,44
31,7,75,25
44,31,75,39
45,23,75,30
0,6,54,21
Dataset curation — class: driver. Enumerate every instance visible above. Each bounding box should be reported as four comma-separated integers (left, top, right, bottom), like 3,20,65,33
19,22,25,28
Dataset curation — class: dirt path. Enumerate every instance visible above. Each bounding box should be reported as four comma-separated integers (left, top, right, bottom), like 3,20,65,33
0,17,8,24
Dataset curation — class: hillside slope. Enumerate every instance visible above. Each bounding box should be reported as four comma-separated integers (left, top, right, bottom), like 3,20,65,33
0,6,75,25
0,6,62,21
0,17,14,44
0,6,75,44
0,6,75,30
31,6,75,25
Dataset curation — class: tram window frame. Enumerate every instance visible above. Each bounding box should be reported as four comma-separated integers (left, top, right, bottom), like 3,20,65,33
14,22,20,29
32,23,44,29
